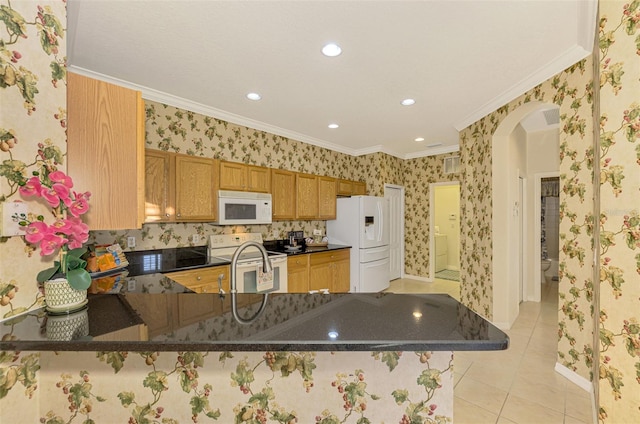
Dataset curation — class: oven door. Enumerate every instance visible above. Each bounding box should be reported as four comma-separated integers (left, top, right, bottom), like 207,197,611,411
234,256,288,293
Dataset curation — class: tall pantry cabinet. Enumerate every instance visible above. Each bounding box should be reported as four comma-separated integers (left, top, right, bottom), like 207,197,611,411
67,72,145,230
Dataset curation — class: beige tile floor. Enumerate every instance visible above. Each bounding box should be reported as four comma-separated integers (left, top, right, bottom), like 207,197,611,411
386,277,594,424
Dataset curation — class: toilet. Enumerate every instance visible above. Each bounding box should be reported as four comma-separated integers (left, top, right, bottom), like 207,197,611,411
541,258,551,283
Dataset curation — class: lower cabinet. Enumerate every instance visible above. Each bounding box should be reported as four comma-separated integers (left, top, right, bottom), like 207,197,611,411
287,255,310,293
288,249,350,293
163,265,230,294
125,293,177,338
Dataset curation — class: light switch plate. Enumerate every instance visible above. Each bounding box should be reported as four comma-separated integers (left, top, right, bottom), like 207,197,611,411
1,200,28,237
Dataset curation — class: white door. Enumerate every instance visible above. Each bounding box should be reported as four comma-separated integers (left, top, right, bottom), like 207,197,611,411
384,185,404,280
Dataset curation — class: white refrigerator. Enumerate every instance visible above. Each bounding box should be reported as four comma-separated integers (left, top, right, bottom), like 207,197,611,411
327,196,390,292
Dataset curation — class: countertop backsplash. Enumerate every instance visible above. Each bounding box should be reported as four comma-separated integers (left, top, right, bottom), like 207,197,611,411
90,221,328,252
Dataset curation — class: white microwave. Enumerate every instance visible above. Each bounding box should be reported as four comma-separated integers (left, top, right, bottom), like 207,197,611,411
217,190,272,225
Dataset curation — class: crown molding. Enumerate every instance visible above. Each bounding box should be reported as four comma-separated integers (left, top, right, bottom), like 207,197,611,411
68,66,456,161
453,45,590,132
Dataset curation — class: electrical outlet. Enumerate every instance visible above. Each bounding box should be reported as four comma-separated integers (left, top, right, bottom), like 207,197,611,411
192,234,200,244
127,236,136,248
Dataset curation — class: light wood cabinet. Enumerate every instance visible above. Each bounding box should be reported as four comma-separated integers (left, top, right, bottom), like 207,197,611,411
67,72,145,230
271,169,296,220
289,249,350,293
318,176,337,219
287,255,310,293
352,181,367,195
125,294,177,338
145,150,175,222
175,155,218,221
219,161,271,193
296,173,319,219
163,265,230,294
337,179,367,196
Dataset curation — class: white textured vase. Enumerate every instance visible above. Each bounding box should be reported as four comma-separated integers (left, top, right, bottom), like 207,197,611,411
46,307,89,340
43,277,87,311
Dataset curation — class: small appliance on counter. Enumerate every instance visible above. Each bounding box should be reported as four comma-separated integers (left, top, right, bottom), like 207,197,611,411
285,231,304,252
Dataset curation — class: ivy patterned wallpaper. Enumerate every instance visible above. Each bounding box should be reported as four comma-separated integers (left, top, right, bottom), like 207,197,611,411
597,1,640,421
3,0,640,422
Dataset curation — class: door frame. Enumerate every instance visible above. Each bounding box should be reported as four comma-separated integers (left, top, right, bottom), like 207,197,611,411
533,171,559,302
429,181,460,281
384,184,405,279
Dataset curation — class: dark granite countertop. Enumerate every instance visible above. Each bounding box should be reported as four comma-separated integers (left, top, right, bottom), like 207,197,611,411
0,292,509,353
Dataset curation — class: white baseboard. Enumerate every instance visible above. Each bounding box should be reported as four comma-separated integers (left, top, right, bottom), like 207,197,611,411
554,362,593,392
554,363,598,424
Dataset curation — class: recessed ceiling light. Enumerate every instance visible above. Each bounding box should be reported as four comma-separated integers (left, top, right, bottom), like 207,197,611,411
246,92,261,101
322,43,342,57
414,137,425,142
401,98,416,106
328,123,339,129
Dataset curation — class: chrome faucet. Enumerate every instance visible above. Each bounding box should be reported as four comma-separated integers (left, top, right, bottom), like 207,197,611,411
230,240,272,324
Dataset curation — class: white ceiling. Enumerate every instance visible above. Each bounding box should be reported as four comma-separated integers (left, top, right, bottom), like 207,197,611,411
67,1,596,159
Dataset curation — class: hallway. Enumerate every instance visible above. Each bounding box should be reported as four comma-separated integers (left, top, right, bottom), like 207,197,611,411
386,278,594,424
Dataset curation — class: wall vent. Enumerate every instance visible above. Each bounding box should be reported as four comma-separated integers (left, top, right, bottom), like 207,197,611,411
444,156,460,174
543,108,560,126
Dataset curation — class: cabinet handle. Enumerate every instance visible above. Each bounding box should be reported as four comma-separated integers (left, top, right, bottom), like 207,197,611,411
202,288,208,293
197,276,202,281
218,274,225,294
165,213,170,217
177,213,181,217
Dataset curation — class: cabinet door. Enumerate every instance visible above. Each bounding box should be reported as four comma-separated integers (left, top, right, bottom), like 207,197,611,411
318,176,337,219
337,179,353,196
333,256,351,293
309,251,334,292
175,155,217,221
271,169,296,220
164,265,230,294
287,255,309,293
352,181,367,195
144,150,175,222
67,72,145,230
296,173,318,219
125,294,176,338
219,161,247,191
247,165,271,193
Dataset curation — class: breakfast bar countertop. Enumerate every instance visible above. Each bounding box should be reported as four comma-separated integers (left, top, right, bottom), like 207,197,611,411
0,291,509,353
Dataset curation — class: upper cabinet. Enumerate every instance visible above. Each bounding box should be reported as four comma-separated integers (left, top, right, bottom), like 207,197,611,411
219,161,270,193
175,155,218,221
145,150,175,222
67,72,145,230
271,169,296,220
318,176,337,219
337,179,367,197
144,150,217,222
296,174,337,220
296,173,319,219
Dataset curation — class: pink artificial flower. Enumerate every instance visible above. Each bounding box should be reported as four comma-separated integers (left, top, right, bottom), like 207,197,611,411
48,171,73,188
50,218,74,235
68,191,90,217
40,186,61,208
19,176,42,197
38,233,67,256
23,221,50,244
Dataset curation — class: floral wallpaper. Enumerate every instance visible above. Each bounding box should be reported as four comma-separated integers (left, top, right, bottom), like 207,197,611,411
0,0,65,320
597,1,640,422
403,154,460,277
456,54,598,389
2,0,640,422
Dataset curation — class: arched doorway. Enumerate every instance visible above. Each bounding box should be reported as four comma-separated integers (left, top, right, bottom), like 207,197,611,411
492,101,560,328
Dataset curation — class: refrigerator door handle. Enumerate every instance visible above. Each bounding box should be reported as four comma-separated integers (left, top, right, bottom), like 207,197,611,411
377,201,383,243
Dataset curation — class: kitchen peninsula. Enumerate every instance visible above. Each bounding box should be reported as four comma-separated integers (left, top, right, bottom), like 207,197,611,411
1,276,508,423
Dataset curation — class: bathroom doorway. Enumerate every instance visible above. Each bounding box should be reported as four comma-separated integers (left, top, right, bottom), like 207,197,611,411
534,172,560,299
430,182,461,282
